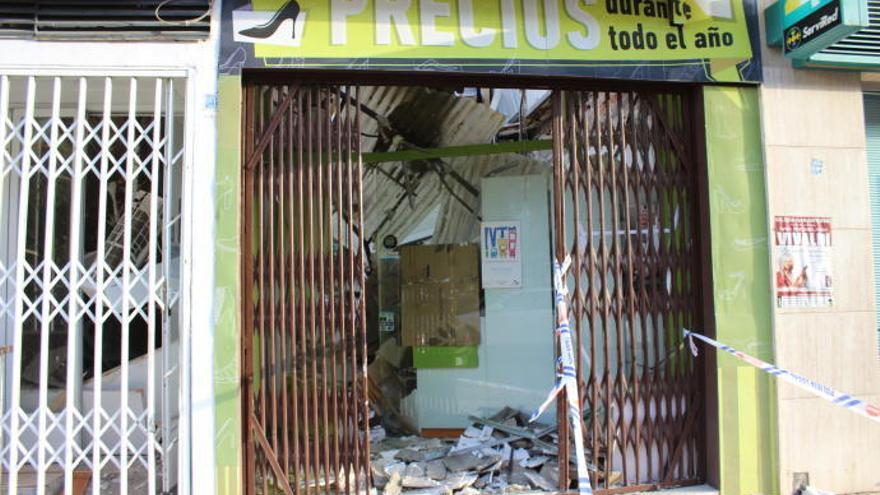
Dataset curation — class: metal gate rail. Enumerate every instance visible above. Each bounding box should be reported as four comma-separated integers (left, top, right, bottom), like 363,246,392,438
553,90,703,492
0,74,186,494
241,84,370,495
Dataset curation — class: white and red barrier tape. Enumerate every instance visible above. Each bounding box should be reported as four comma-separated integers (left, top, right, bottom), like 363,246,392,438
684,329,880,425
527,263,880,495
531,256,592,495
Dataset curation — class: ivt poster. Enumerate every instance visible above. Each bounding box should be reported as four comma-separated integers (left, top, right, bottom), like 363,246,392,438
773,216,833,308
481,221,522,289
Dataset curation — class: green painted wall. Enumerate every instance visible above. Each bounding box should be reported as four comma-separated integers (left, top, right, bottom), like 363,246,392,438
214,75,243,495
703,86,779,495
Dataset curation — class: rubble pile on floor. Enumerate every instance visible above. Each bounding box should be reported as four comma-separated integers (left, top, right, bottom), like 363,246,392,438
370,407,568,495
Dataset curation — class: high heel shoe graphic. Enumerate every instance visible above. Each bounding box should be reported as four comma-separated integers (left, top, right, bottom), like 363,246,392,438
238,0,301,39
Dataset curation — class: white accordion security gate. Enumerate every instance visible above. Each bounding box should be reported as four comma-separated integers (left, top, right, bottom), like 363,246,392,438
0,74,187,494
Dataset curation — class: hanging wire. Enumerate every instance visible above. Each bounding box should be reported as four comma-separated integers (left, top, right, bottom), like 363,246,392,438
155,0,214,25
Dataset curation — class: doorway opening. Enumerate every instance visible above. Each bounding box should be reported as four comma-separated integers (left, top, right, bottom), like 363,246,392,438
240,77,705,495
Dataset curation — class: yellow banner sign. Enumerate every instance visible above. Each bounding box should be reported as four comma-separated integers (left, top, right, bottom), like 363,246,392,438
224,0,759,81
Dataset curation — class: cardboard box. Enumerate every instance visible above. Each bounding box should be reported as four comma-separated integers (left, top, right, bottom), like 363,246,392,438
401,244,479,347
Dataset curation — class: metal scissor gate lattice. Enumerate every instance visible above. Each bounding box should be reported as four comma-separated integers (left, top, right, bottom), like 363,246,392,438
551,90,704,492
241,84,370,495
240,82,704,495
0,74,187,494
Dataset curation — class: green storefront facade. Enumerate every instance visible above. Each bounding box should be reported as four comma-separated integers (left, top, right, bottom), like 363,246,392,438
210,1,797,493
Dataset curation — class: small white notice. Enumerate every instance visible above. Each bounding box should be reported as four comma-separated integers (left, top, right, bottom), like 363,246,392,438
480,221,522,288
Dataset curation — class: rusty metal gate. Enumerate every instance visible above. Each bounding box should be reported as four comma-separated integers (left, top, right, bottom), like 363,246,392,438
240,82,704,495
551,90,703,492
241,84,370,495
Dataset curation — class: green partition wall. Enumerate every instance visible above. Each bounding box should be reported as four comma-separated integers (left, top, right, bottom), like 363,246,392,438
703,86,779,495
214,75,243,495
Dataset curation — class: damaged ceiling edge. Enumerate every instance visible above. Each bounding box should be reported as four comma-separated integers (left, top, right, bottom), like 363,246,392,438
359,86,553,247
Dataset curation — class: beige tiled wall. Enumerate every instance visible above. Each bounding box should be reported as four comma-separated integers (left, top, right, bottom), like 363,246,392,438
757,1,880,493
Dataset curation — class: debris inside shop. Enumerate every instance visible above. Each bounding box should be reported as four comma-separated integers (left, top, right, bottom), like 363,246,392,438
361,87,551,494
242,82,698,492
369,406,622,495
360,86,626,494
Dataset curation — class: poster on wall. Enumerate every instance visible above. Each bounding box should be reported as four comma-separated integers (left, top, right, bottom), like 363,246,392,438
219,0,763,83
481,221,522,289
773,216,833,308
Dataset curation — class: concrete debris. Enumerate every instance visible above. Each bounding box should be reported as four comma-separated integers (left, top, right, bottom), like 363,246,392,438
421,447,452,462
480,455,505,474
522,470,556,491
372,425,388,443
507,471,531,488
538,462,559,488
463,425,493,439
442,452,496,473
488,406,519,422
453,425,494,452
445,472,479,491
384,472,403,495
493,444,512,467
387,463,408,477
511,448,529,464
396,448,427,463
426,460,448,481
403,475,441,489
380,449,401,461
519,455,547,469
403,488,453,495
375,474,390,489
604,471,623,486
486,475,508,492
405,463,427,478
451,436,485,452
374,459,406,477
468,415,558,454
371,406,621,494
473,473,491,489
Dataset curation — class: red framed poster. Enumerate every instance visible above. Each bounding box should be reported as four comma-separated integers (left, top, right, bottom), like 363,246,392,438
773,216,833,308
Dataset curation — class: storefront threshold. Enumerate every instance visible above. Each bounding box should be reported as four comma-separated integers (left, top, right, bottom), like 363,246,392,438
649,485,719,495
455,485,720,495
593,484,718,495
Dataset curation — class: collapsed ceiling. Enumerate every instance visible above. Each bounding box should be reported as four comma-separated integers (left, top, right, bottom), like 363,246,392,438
358,86,552,247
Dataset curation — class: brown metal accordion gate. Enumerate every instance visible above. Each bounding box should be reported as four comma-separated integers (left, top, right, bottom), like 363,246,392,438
239,80,704,495
551,90,704,492
241,84,370,495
